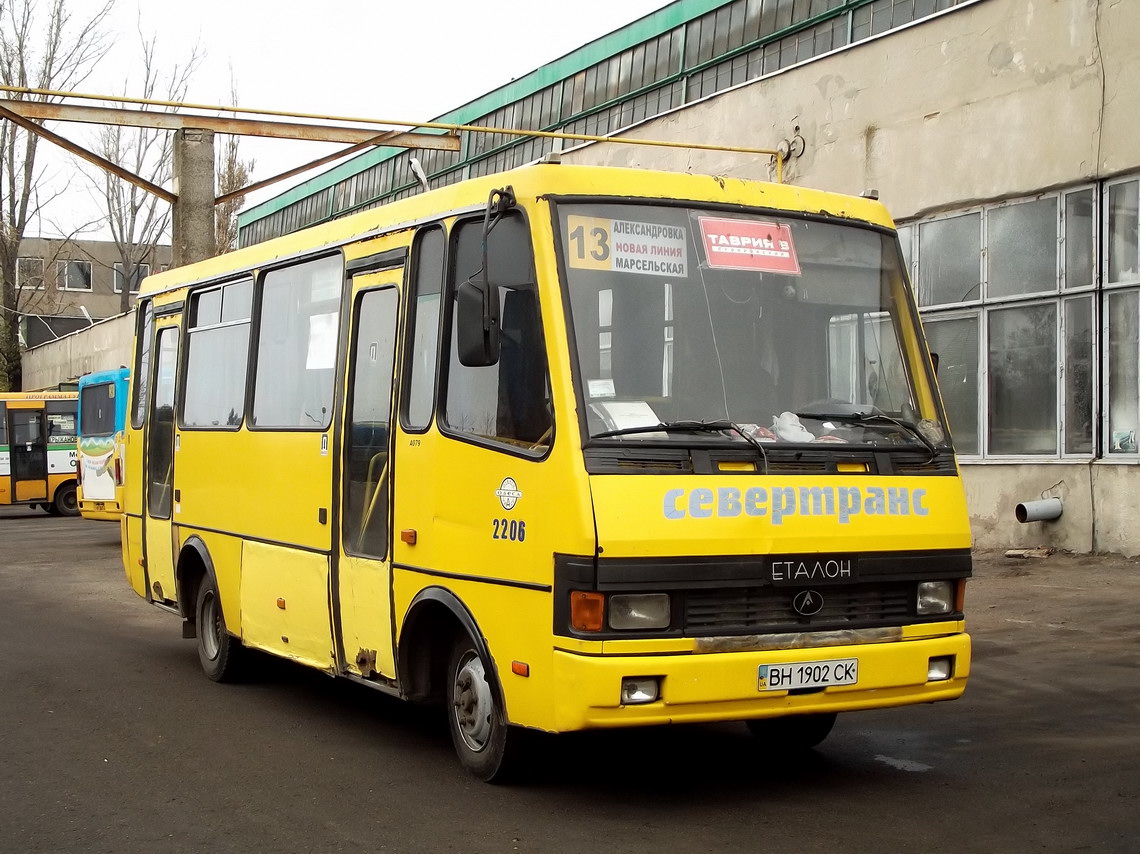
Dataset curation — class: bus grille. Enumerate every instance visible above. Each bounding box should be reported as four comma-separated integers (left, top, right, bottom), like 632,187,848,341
683,583,913,635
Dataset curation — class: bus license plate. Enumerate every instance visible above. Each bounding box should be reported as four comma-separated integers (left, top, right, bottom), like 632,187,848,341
758,658,858,691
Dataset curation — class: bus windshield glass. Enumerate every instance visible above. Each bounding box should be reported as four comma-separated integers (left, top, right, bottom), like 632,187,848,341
558,202,947,450
80,382,117,437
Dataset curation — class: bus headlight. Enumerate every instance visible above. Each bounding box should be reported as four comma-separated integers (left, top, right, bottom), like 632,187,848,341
609,593,671,630
917,581,954,615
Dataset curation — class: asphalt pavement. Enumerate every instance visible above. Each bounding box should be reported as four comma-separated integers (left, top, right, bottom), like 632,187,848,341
1,505,1137,853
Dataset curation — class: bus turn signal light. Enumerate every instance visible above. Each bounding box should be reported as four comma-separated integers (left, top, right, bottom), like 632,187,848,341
570,591,605,632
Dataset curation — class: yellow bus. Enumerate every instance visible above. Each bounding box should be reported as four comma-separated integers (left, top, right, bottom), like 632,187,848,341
122,162,971,781
1,391,80,515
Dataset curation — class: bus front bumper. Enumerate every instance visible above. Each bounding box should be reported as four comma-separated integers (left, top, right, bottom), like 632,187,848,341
550,631,970,731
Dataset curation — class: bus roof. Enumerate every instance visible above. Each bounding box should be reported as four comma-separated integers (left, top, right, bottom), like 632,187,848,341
141,163,895,299
78,368,130,389
0,391,78,400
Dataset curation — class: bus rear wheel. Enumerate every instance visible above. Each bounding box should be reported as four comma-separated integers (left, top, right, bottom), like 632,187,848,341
446,636,522,783
50,483,79,517
746,712,837,750
195,576,245,682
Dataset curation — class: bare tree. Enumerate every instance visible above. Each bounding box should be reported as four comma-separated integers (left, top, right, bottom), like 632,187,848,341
92,27,199,314
215,84,254,254
0,0,114,391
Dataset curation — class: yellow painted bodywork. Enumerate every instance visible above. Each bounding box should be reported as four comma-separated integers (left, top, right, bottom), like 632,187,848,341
116,164,971,736
79,486,122,521
240,540,335,670
0,393,78,508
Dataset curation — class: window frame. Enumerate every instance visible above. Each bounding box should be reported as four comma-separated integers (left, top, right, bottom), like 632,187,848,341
1105,176,1140,290
17,257,45,290
247,251,345,433
341,283,401,560
905,184,1101,461
56,259,93,292
114,262,150,294
921,308,982,457
436,207,554,461
399,224,448,434
177,276,255,432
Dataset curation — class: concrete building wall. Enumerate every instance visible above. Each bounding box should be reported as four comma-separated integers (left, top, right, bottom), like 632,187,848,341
21,313,133,392
565,0,1138,217
562,0,1140,554
17,237,171,322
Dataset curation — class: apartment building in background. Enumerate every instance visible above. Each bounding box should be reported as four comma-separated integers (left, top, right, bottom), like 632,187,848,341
15,237,171,348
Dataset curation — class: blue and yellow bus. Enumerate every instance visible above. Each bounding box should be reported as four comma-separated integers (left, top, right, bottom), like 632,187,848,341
77,368,129,521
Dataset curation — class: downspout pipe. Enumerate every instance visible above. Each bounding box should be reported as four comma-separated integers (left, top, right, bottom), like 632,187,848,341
1015,497,1063,523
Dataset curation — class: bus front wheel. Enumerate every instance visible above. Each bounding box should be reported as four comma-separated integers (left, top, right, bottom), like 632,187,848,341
446,636,521,783
50,483,79,517
746,712,837,750
195,576,245,682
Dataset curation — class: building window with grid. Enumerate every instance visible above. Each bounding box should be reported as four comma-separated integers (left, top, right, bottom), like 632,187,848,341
17,257,44,290
114,262,150,294
900,186,1097,458
56,259,93,291
1105,176,1140,455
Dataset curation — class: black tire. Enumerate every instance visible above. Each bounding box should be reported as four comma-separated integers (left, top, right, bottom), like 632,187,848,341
195,575,245,683
746,712,837,750
51,483,79,516
446,636,522,783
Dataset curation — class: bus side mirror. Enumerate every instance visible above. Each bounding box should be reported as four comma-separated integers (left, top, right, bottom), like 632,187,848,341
457,280,500,367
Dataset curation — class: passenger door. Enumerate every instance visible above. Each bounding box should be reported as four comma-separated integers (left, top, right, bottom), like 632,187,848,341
8,407,48,502
142,323,180,604
335,267,402,680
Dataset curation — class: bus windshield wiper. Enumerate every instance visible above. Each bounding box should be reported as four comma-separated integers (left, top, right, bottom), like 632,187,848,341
794,410,938,460
593,420,769,473
592,419,739,439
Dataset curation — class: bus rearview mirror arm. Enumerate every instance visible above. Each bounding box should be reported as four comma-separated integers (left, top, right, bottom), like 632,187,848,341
458,187,514,367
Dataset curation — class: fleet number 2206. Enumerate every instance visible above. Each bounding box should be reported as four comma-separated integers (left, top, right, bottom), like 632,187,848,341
492,519,527,541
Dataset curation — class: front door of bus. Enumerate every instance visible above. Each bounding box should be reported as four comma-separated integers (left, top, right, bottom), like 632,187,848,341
336,273,400,679
143,324,180,604
8,408,48,502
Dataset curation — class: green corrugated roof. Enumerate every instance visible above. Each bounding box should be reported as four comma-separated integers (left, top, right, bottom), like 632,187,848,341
239,0,732,225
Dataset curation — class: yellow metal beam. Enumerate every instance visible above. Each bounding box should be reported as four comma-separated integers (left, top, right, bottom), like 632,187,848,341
0,99,460,150
0,103,175,203
0,85,781,165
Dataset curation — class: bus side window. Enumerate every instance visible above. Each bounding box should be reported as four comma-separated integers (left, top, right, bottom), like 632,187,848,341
443,213,552,452
402,227,445,431
344,287,398,558
253,256,342,430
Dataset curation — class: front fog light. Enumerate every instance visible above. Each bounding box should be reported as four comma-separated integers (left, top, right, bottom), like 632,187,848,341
620,677,660,705
928,656,954,681
609,593,671,630
917,581,954,615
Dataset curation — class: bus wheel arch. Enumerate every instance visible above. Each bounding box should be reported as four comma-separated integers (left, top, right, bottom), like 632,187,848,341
397,587,522,782
176,537,216,625
177,538,245,682
50,481,79,516
397,588,495,704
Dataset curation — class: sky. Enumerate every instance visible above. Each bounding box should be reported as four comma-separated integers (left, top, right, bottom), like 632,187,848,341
33,0,674,237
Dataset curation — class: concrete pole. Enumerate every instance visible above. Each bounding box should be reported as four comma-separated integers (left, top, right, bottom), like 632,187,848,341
171,128,217,266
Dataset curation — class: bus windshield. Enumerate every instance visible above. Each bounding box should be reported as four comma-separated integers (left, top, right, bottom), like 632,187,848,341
80,382,117,437
558,202,947,450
